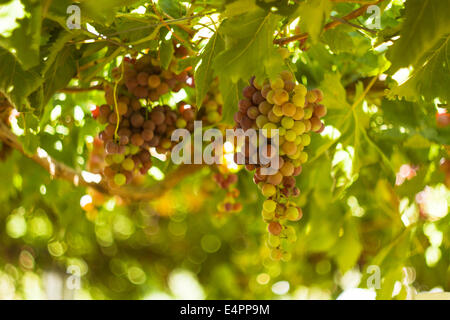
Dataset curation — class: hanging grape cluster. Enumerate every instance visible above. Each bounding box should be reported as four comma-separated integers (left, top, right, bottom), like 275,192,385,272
213,171,242,215
233,70,326,261
94,55,195,188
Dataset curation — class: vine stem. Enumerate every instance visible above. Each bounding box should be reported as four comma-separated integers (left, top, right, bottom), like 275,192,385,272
113,60,125,140
274,0,384,45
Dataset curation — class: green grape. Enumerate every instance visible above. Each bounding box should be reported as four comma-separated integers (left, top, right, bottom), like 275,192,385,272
207,111,221,123
262,209,275,220
303,106,313,119
268,234,281,247
270,77,285,90
256,115,269,128
299,151,308,163
122,158,135,171
292,121,306,135
292,93,305,107
105,155,114,166
176,118,187,128
262,183,277,197
281,252,292,262
301,134,311,146
271,105,282,118
294,84,307,96
281,117,294,129
113,154,125,164
262,123,278,138
263,199,277,212
114,173,127,186
285,130,296,142
286,207,299,221
130,145,140,155
270,248,282,261
267,111,281,123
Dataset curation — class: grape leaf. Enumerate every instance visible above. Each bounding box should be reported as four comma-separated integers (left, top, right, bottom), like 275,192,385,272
214,10,284,83
320,72,350,109
42,44,78,106
388,37,450,102
296,0,332,43
224,0,259,17
387,0,450,71
329,218,362,273
0,48,42,110
0,0,42,70
195,33,225,108
219,77,242,125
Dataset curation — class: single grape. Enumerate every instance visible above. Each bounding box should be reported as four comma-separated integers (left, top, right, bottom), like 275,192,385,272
306,90,318,103
263,199,277,212
114,173,127,186
270,77,285,90
293,107,305,121
243,86,256,99
247,106,260,120
273,89,289,105
282,102,296,117
292,93,305,108
281,117,294,129
256,115,269,128
258,101,272,115
268,221,282,236
131,112,145,127
314,104,327,118
262,183,277,197
112,153,125,164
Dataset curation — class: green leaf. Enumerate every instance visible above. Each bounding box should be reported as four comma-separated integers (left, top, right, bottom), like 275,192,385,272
321,26,354,54
296,0,332,43
387,0,450,70
42,44,78,106
219,77,242,125
160,38,174,70
0,0,42,69
224,0,259,17
388,37,450,102
214,10,284,83
195,33,225,108
320,72,350,109
0,47,42,110
330,218,362,273
158,0,186,19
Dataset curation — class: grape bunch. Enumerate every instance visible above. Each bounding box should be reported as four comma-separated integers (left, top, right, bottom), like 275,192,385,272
91,51,198,188
213,171,242,215
96,98,196,188
105,55,189,103
233,70,326,261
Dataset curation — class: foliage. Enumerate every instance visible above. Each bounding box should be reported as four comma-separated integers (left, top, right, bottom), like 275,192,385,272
0,0,449,300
